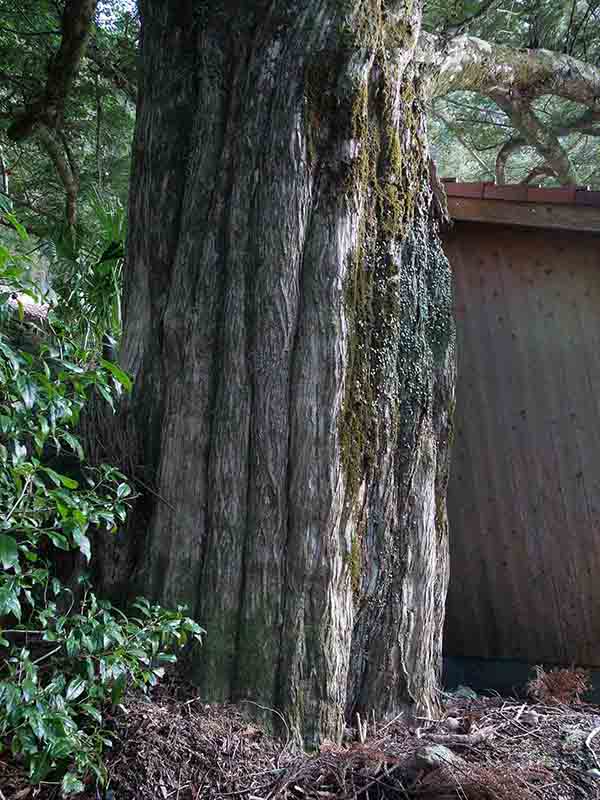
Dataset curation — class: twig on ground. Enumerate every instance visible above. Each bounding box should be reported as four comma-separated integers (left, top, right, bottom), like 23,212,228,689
241,700,291,753
428,724,498,747
585,725,600,769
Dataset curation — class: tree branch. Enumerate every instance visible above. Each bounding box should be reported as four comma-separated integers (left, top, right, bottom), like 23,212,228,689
0,23,60,37
495,138,524,183
433,109,494,176
0,189,60,232
420,33,600,110
492,91,576,183
494,109,600,182
441,0,503,37
0,148,8,196
85,38,137,104
7,0,98,142
419,33,600,183
522,164,557,184
36,127,79,226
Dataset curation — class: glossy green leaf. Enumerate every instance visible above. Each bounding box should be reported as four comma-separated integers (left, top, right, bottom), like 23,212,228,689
0,535,19,569
99,358,132,392
65,677,86,702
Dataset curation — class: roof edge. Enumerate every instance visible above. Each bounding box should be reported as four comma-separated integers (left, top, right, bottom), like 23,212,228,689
442,179,600,208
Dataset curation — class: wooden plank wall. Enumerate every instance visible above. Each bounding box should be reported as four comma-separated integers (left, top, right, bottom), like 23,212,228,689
443,222,600,666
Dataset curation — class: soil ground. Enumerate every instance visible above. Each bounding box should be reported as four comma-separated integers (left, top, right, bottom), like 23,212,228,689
2,678,600,800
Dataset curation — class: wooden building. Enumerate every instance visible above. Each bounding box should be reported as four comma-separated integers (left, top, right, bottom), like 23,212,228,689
442,182,600,669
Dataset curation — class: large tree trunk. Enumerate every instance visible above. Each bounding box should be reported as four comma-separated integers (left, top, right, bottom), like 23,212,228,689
97,0,455,745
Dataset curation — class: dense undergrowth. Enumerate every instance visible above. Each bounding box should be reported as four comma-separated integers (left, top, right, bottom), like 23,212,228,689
0,215,204,795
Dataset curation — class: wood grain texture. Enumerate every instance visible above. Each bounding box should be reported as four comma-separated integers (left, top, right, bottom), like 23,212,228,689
444,221,600,665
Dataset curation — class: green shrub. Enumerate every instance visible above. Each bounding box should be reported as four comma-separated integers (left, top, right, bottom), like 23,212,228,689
47,190,126,353
0,218,204,795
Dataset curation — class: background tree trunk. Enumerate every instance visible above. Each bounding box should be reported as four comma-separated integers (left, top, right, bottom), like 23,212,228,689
97,0,455,744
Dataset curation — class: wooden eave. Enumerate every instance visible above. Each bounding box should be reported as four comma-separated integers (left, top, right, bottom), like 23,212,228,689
443,181,600,234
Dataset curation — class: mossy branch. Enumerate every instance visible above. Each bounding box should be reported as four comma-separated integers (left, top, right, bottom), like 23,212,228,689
418,32,600,183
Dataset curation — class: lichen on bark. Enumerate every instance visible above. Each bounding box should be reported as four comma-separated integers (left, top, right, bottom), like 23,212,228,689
299,2,456,724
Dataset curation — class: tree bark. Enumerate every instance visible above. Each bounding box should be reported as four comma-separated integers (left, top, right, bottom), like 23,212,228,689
100,0,455,745
7,0,98,142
